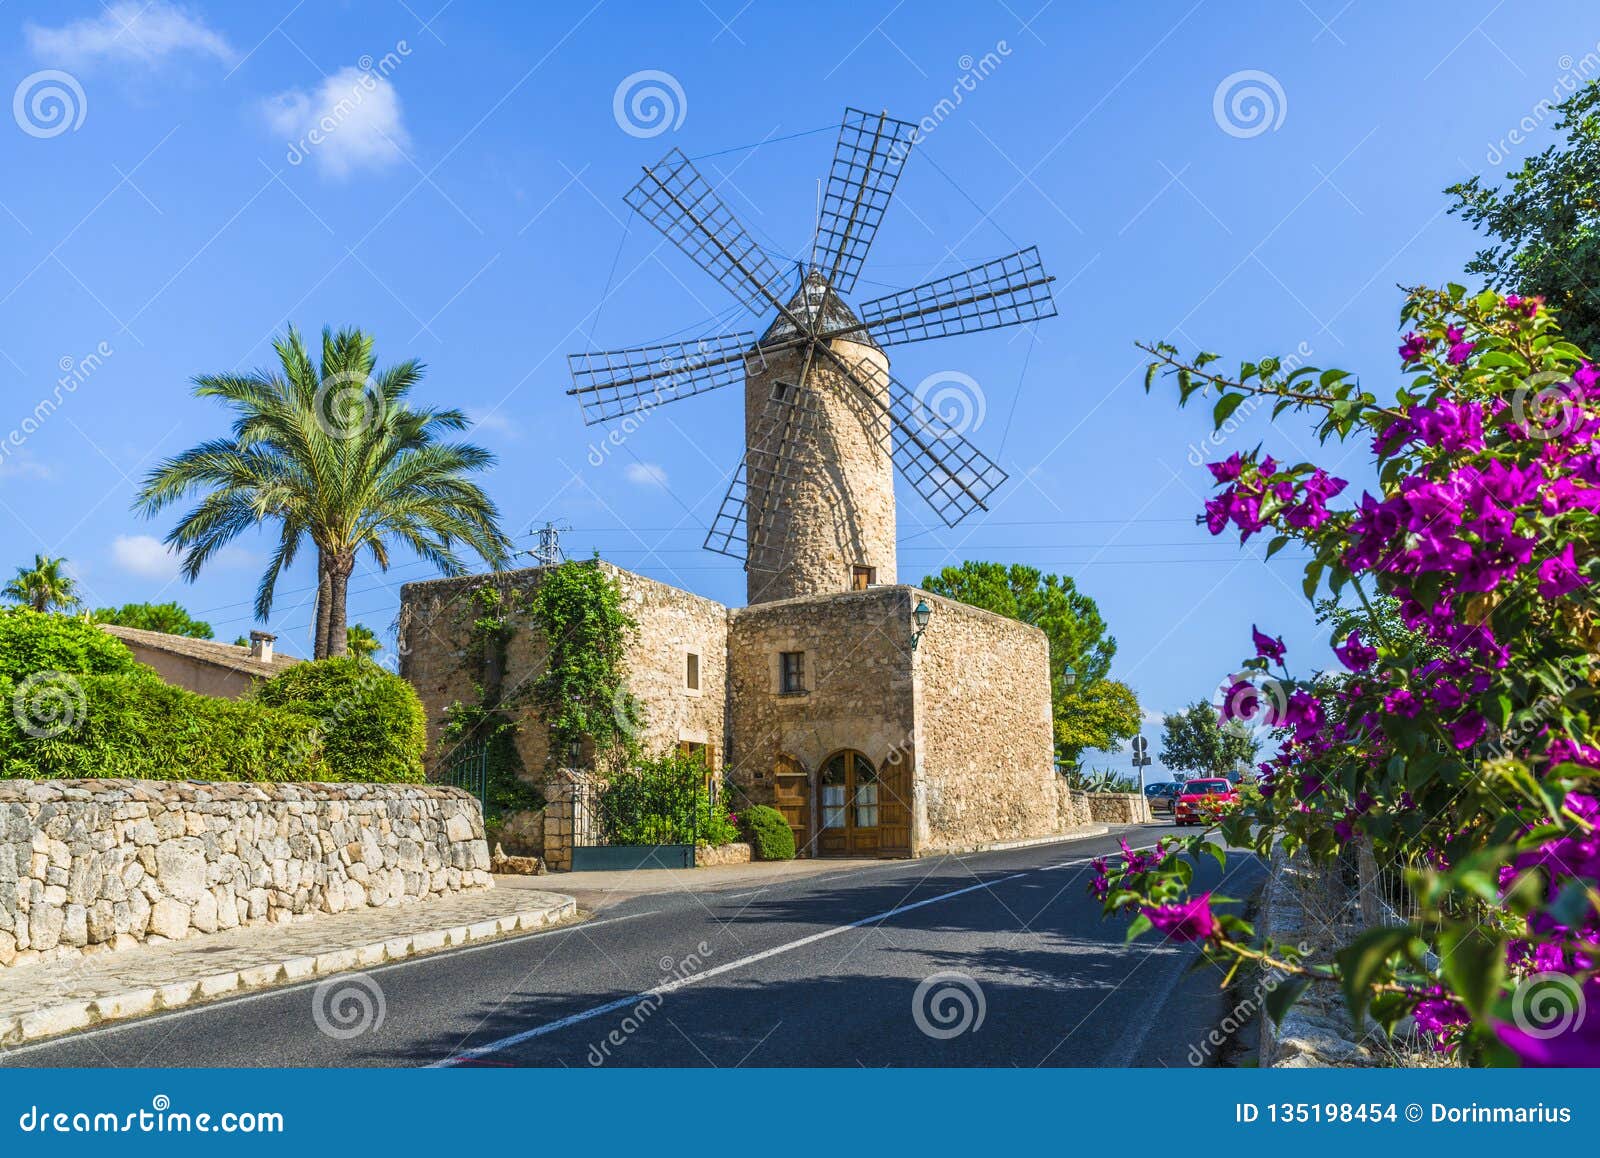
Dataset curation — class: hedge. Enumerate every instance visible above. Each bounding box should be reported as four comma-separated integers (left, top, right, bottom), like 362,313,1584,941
253,657,426,783
0,606,141,682
740,804,796,860
0,671,327,781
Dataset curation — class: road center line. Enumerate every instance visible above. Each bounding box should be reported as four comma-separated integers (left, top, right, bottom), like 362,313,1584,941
430,869,1037,1066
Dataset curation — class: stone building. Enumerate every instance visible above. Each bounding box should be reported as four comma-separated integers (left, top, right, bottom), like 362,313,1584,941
100,625,297,699
399,275,1086,865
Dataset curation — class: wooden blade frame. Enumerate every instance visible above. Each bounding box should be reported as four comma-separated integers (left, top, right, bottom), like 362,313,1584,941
850,247,1058,346
810,108,918,296
567,333,771,425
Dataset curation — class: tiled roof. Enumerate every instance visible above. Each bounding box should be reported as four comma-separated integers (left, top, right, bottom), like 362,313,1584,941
99,624,302,678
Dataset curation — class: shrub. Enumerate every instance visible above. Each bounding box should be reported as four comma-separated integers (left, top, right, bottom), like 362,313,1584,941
0,607,142,682
0,671,326,780
598,750,734,845
740,805,795,861
254,657,426,783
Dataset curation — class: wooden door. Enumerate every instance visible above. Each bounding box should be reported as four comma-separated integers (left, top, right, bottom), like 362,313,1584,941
771,756,810,856
816,751,884,856
878,748,911,855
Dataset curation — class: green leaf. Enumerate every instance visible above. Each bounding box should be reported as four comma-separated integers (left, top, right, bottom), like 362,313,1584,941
1125,912,1153,943
1334,926,1413,1021
1438,927,1503,1021
1213,392,1247,427
1264,975,1310,1026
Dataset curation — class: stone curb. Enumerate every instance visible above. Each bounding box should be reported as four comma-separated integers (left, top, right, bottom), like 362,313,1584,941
0,896,579,1049
933,824,1112,857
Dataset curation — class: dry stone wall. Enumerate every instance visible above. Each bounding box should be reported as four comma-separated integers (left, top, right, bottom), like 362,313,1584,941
0,780,491,969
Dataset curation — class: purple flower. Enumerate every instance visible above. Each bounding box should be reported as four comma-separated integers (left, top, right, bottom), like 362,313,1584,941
1207,453,1244,483
1537,543,1587,599
1414,990,1470,1048
1496,978,1600,1066
1334,629,1377,672
1383,688,1420,718
1141,893,1216,942
1447,712,1487,750
1252,625,1286,663
1445,326,1475,365
1399,332,1429,363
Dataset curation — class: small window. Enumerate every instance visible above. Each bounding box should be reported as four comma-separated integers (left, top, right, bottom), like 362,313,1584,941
678,740,711,768
779,651,805,695
685,651,700,691
850,565,875,591
771,380,793,403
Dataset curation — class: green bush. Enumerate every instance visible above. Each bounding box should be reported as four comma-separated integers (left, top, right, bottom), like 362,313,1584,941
740,804,796,861
0,607,142,682
0,671,326,780
253,657,426,783
599,750,734,845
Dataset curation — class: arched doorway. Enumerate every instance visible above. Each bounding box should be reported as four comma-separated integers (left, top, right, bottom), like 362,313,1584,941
817,750,886,856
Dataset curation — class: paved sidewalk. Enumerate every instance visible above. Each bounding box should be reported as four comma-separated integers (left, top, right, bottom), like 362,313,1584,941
0,888,576,1049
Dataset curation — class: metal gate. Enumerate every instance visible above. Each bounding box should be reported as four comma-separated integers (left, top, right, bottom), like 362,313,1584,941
570,775,704,871
436,740,489,817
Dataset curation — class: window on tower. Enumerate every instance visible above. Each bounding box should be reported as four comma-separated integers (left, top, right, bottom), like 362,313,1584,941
685,651,700,691
851,565,876,590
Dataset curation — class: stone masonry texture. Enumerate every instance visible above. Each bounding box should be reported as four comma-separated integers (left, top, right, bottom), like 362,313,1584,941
0,780,492,970
744,338,897,605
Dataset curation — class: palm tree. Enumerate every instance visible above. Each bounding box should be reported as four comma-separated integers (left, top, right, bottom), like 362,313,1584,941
3,554,80,613
345,623,381,660
135,327,512,658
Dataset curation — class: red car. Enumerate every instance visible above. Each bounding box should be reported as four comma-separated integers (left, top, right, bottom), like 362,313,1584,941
1173,778,1238,826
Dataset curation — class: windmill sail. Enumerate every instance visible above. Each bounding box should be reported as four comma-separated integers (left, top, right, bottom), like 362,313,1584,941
625,149,790,315
809,108,918,296
849,247,1058,346
566,333,771,425
704,380,822,565
817,345,1008,527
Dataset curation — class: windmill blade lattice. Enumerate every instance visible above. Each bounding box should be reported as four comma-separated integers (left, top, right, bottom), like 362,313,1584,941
704,379,822,563
567,333,778,425
810,108,918,296
625,149,790,315
850,247,1058,346
817,345,1009,527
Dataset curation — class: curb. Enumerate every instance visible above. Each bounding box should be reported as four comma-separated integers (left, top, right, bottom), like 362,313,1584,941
0,897,579,1049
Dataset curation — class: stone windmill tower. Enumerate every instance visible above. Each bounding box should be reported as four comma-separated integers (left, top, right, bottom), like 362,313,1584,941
567,109,1059,604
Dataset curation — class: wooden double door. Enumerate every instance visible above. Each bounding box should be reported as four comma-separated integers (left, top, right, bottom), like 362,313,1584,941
815,749,910,857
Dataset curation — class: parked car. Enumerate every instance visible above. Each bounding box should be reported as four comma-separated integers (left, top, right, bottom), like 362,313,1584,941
1173,778,1238,826
1143,782,1181,811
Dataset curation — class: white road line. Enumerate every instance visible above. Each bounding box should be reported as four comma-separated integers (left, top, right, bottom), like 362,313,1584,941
0,910,657,1058
430,871,1039,1066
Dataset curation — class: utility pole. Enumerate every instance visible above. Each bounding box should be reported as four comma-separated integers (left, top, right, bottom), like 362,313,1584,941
530,521,569,567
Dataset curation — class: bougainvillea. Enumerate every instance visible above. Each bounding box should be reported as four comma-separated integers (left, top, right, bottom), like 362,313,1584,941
1097,286,1600,1066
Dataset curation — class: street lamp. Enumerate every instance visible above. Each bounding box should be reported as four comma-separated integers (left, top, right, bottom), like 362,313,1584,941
911,598,933,650
1062,664,1077,688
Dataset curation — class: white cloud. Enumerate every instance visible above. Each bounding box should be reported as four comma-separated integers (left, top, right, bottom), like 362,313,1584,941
624,462,669,488
0,451,52,482
467,410,520,439
26,2,234,69
111,534,180,579
264,68,412,178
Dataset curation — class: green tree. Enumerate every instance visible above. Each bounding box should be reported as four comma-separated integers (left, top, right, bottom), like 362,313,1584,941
92,600,213,638
3,554,80,613
1157,700,1258,776
1446,80,1600,353
345,623,381,660
921,561,1142,765
134,326,512,659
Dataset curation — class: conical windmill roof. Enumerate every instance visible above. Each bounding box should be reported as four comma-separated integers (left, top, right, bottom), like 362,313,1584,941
758,270,881,350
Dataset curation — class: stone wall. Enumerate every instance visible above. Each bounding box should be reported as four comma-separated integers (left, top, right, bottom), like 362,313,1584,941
726,587,917,832
913,592,1063,854
399,562,729,778
0,780,491,969
1085,792,1153,824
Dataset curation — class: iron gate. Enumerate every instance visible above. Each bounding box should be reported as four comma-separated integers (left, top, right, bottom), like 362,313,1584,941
436,740,489,817
570,775,704,871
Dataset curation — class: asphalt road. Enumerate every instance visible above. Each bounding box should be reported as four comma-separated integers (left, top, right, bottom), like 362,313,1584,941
6,824,1262,1068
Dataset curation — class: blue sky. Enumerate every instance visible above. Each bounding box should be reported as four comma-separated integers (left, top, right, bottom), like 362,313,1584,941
2,1,1596,777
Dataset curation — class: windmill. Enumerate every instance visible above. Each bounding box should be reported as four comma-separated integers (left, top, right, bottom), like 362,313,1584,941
566,108,1058,604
